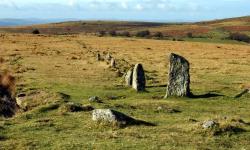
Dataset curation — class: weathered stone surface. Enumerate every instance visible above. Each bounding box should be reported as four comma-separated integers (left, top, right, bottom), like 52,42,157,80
110,58,116,68
124,67,133,86
92,109,134,124
92,109,155,127
202,120,218,129
165,53,191,98
105,53,112,61
132,64,146,91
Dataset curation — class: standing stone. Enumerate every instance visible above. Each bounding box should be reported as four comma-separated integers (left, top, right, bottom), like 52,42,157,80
132,64,146,91
110,58,116,68
96,53,101,61
124,67,133,86
165,53,191,98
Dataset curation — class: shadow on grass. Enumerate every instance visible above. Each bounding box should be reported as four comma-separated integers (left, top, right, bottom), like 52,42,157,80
127,119,157,127
109,109,156,127
189,92,224,99
146,84,167,88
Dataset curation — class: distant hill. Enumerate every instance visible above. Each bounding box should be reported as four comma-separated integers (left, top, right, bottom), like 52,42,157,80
0,16,249,42
0,18,77,27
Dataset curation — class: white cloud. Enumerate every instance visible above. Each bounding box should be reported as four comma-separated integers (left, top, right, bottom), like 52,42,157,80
121,2,128,9
135,4,143,11
68,0,77,6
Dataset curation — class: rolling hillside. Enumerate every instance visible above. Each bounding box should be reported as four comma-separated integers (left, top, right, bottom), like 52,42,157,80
0,16,250,39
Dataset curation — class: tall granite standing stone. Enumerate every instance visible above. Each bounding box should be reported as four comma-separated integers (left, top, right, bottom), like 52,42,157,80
165,53,191,98
110,58,116,68
124,67,133,86
132,64,146,91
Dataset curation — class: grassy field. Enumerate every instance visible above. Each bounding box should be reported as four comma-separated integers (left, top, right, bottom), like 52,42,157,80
0,33,250,149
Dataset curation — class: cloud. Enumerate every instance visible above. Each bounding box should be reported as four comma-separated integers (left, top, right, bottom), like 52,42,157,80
135,4,143,11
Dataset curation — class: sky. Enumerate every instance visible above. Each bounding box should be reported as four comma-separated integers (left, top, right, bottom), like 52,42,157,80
0,0,250,22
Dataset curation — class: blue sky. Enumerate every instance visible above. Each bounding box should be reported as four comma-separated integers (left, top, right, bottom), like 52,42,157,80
0,0,250,22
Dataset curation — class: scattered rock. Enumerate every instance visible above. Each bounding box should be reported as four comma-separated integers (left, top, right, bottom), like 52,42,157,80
92,109,155,127
132,64,146,92
89,96,102,103
202,120,218,129
165,53,191,98
124,67,133,86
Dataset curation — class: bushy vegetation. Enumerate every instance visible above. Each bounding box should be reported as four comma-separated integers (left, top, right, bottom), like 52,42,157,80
98,31,106,37
187,32,193,38
109,30,117,37
153,32,164,38
136,30,151,37
32,29,40,34
119,31,130,37
228,32,250,43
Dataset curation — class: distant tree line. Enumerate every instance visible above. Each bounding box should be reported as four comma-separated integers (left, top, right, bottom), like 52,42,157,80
97,30,166,39
228,32,250,43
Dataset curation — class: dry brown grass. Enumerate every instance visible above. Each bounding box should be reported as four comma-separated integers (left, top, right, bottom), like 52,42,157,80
0,70,16,98
0,33,250,149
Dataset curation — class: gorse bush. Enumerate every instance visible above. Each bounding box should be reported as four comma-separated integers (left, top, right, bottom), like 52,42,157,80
109,30,117,36
187,32,193,38
119,31,130,37
136,30,150,37
228,32,250,43
98,31,106,37
154,32,164,38
32,29,40,34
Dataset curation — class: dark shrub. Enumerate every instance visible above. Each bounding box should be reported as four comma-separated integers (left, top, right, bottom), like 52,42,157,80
228,33,250,43
109,30,117,36
154,32,164,38
32,29,40,34
136,30,150,37
120,31,130,37
187,32,193,38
